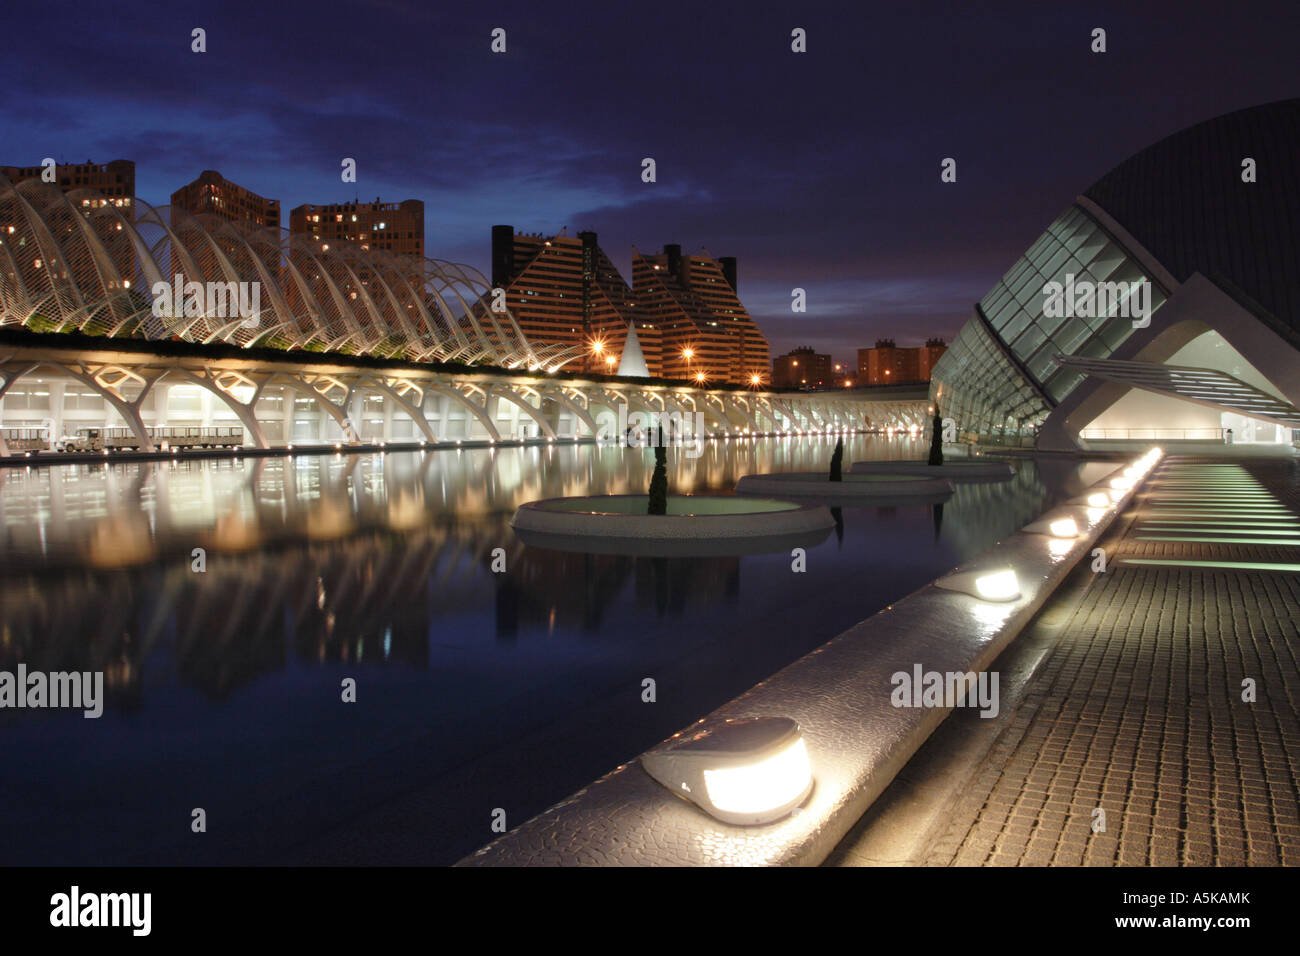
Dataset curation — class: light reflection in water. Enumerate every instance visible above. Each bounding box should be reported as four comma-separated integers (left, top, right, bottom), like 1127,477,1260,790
0,437,1106,866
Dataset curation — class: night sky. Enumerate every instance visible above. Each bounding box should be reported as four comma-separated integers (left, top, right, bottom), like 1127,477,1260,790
2,0,1296,364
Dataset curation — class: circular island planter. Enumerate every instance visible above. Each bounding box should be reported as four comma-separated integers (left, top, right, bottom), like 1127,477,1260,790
848,459,1014,480
511,494,835,557
734,472,955,499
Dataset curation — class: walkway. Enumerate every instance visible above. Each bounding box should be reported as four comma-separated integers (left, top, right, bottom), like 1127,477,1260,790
832,456,1300,866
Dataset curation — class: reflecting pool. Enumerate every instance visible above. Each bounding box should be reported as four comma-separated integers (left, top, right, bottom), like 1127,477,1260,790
0,436,1114,864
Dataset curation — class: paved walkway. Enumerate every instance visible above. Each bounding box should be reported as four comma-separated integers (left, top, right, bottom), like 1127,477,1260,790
833,456,1300,866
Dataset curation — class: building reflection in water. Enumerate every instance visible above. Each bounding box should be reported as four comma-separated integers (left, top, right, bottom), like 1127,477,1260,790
0,436,1113,865
0,436,1104,709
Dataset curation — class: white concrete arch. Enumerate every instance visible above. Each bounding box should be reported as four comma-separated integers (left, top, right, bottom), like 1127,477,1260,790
160,367,269,449
487,385,557,440
542,387,600,437
422,382,502,442
348,375,438,443
263,372,354,441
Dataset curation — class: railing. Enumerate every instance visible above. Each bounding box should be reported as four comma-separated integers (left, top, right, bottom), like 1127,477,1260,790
972,433,1036,448
1081,427,1226,441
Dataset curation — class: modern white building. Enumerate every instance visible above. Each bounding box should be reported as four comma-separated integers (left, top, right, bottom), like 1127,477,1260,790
932,99,1300,452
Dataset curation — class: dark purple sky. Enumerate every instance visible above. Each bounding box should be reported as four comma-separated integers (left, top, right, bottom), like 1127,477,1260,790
2,0,1296,365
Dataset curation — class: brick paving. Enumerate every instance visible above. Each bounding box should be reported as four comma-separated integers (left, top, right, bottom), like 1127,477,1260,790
923,457,1300,866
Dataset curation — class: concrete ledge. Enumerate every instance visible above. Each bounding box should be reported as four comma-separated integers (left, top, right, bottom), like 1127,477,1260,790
460,456,1156,866
848,459,1014,479
735,472,955,498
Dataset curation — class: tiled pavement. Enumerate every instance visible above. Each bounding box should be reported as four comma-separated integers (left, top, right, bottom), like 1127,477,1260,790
918,458,1300,866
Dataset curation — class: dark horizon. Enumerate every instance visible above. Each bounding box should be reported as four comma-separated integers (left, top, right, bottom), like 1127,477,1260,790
2,0,1296,366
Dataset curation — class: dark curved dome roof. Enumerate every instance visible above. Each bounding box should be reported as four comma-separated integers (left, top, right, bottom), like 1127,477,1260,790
1083,98,1300,343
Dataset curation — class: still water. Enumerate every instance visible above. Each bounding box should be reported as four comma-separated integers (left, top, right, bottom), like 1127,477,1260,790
0,436,1109,864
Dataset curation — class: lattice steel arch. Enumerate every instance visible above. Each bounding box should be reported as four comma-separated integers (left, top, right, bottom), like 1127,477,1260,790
0,174,585,370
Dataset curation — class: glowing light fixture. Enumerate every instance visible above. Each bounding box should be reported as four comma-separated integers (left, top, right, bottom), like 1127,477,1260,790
1050,517,1080,537
1024,516,1081,538
1087,492,1110,508
936,566,1022,602
641,717,813,826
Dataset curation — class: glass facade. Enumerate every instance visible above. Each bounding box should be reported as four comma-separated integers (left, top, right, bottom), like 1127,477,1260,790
932,312,1050,444
933,205,1169,442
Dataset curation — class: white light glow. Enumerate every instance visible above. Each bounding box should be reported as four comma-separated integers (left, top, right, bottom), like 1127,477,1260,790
702,737,812,817
974,569,1020,602
1049,517,1079,538
1087,493,1110,508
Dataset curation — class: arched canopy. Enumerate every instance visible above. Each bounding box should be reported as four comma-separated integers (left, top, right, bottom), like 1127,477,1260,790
0,174,585,370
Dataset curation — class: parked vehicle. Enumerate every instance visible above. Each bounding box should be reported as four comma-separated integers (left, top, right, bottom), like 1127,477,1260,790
1,425,51,452
60,426,245,452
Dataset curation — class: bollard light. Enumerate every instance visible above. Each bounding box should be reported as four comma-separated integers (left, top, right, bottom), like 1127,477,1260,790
1049,517,1080,537
1024,516,1081,538
936,566,1022,602
642,717,813,826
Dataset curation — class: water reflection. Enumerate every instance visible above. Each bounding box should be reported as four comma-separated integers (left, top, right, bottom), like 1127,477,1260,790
0,437,1109,865
3,437,946,571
